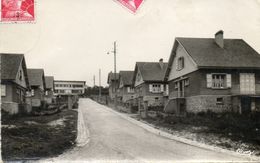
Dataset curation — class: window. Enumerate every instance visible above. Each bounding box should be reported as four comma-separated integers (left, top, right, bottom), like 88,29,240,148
206,74,231,89
216,97,224,105
19,70,22,81
1,85,6,96
149,84,163,93
177,57,184,70
31,89,34,96
174,82,178,89
127,87,135,93
165,84,169,95
45,91,48,96
213,74,226,88
240,73,255,94
184,79,189,86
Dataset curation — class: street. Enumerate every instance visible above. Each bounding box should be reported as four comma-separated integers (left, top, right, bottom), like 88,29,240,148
54,98,249,162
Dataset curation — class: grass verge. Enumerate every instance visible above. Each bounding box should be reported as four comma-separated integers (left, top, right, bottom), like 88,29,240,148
137,111,260,156
2,109,78,161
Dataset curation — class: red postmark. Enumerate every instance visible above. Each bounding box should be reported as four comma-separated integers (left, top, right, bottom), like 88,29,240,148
1,0,35,22
116,0,143,13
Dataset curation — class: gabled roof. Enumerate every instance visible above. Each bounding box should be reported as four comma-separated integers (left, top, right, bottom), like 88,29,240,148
165,37,260,81
119,71,134,86
45,76,54,89
133,62,168,83
107,72,119,84
1,53,29,87
27,68,46,89
176,37,260,68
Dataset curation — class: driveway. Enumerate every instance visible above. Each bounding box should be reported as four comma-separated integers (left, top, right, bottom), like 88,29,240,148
54,98,249,162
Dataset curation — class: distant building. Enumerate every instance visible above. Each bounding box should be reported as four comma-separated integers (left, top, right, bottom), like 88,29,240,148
107,72,119,100
164,30,260,115
54,80,85,96
45,76,55,104
1,53,30,114
27,68,46,107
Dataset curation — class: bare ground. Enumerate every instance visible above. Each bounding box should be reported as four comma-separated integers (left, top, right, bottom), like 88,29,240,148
1,109,78,161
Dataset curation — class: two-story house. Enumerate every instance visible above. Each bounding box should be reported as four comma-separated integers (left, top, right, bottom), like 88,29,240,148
107,72,119,100
164,31,260,115
118,71,135,104
1,53,30,114
27,68,46,107
132,59,168,110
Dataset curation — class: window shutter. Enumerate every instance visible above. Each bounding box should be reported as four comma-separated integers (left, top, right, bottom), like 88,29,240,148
149,84,153,92
160,84,164,92
226,74,232,88
206,74,212,88
1,85,6,96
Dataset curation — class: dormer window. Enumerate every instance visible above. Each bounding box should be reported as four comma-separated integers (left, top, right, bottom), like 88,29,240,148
177,57,184,70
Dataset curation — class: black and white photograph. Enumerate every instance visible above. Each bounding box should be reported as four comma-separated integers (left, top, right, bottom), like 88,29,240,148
1,0,260,162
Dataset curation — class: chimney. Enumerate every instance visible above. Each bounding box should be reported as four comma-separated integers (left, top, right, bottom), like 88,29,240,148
215,30,224,48
159,58,164,69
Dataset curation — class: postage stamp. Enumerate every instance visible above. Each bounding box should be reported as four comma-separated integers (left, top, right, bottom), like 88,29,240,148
1,0,35,22
115,0,144,13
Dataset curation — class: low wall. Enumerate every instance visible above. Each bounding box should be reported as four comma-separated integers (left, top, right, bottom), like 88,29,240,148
2,102,19,115
186,95,232,113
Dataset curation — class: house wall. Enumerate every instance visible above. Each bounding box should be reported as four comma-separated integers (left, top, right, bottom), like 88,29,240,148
168,69,260,113
30,87,45,107
134,82,167,107
109,80,119,99
168,43,198,81
14,62,27,88
119,86,135,103
1,84,13,102
45,89,54,104
2,102,19,115
134,68,144,87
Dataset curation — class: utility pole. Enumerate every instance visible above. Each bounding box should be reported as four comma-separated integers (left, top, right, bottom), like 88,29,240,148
107,41,118,109
93,75,95,87
99,69,101,102
114,41,117,110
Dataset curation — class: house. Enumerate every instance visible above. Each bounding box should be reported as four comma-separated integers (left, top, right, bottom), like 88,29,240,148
132,59,168,109
164,30,260,115
27,68,46,107
118,71,135,104
107,72,119,100
1,53,30,114
45,76,55,104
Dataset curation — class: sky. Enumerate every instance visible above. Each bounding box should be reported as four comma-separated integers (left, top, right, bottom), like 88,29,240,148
1,0,260,87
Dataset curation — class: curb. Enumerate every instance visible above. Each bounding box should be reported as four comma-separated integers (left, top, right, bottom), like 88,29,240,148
76,100,90,147
99,101,260,161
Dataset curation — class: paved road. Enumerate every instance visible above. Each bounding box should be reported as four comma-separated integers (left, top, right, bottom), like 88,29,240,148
55,98,249,162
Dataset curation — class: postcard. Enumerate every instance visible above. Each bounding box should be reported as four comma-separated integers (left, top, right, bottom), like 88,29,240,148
1,0,260,162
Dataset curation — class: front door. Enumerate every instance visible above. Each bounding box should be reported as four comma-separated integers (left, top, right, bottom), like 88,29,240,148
241,96,251,114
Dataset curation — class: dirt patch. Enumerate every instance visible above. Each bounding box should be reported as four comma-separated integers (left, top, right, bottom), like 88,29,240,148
2,109,78,161
132,112,260,157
